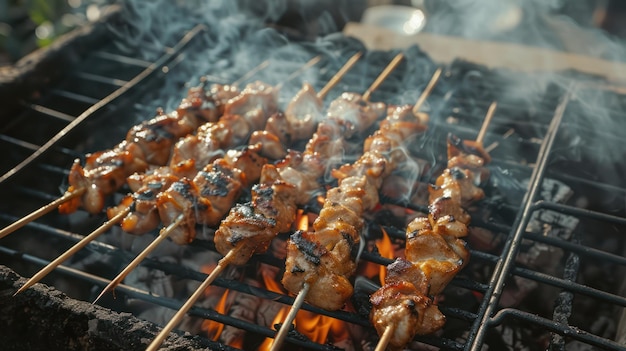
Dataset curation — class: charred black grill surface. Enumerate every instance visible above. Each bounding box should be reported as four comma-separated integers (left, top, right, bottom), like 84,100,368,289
1,4,626,351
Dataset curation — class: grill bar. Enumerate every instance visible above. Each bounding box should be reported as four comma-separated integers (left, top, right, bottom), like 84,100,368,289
467,88,572,350
491,309,626,351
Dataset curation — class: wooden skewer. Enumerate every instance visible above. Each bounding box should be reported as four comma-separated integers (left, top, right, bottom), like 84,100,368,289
374,101,497,351
362,53,404,102
145,52,364,351
275,55,322,91
92,213,184,304
145,247,240,351
0,187,86,240
476,101,497,145
13,206,131,296
413,67,443,114
317,52,362,100
270,282,310,351
231,60,271,87
374,325,395,351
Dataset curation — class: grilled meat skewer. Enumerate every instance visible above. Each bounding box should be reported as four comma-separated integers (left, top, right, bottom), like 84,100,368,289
59,82,242,215
281,103,431,311
370,103,495,350
106,81,279,235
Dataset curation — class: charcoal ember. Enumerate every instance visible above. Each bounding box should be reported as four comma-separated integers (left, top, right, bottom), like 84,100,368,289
499,178,579,309
467,225,502,252
219,278,262,346
499,275,538,308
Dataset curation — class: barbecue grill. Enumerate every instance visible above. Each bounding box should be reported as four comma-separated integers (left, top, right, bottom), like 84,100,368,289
1,2,626,351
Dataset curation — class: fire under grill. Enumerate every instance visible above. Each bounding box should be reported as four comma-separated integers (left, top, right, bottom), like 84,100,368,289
1,10,626,351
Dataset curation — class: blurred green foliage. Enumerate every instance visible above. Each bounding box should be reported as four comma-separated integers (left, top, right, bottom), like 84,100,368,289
0,0,89,65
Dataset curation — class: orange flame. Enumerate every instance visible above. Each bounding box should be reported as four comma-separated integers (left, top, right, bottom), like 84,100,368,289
201,287,230,341
258,264,290,351
376,227,394,285
295,310,349,345
317,195,325,207
298,209,310,231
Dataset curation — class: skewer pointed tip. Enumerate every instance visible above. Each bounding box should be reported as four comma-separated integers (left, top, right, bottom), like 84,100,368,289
13,284,29,297
0,187,86,240
18,206,131,299
93,213,185,304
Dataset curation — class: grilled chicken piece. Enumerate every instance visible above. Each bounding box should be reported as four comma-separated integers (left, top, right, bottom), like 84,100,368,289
169,112,261,168
176,86,218,123
157,145,267,244
59,144,149,214
448,134,490,184
127,109,200,166
284,82,322,140
208,83,241,116
370,279,445,350
224,81,278,128
326,92,386,137
271,150,323,205
214,164,297,265
249,130,286,159
283,230,355,311
156,178,208,244
406,217,469,295
264,112,292,144
108,168,179,234
432,167,485,207
191,161,244,226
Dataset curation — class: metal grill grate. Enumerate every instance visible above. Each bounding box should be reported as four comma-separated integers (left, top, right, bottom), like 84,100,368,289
1,21,626,351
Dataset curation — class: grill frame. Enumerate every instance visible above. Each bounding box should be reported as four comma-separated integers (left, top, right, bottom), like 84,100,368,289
0,14,626,351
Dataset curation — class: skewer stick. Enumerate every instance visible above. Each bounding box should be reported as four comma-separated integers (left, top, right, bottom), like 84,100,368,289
145,247,240,351
275,55,322,91
317,52,362,100
413,67,443,113
270,282,310,351
147,53,365,351
368,71,446,351
231,60,270,87
362,53,404,102
0,187,86,240
476,101,497,145
92,213,184,304
374,325,395,351
14,206,131,296
269,53,409,351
